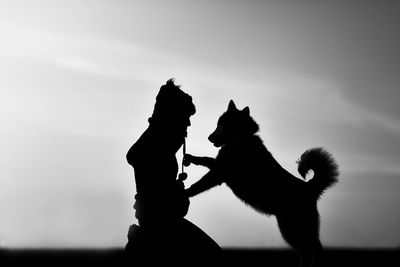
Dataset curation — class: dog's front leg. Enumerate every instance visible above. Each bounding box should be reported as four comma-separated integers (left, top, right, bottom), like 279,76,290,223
184,154,216,169
186,170,222,197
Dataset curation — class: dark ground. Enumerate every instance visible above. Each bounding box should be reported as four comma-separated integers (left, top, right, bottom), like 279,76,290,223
0,248,399,266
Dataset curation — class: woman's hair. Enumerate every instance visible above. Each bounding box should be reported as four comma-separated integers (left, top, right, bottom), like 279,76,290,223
149,79,196,124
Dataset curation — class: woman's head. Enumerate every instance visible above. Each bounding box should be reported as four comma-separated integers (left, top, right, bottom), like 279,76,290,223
150,79,196,121
149,79,196,149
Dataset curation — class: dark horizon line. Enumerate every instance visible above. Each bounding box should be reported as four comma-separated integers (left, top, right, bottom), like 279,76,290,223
1,246,399,251
2,246,397,267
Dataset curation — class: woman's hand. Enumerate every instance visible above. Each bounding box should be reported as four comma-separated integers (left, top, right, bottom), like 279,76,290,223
174,179,190,217
183,153,194,167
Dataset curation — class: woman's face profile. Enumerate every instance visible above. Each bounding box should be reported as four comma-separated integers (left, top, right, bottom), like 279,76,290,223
167,115,192,152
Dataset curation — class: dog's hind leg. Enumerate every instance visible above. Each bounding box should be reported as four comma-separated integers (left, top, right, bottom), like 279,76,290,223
311,239,323,267
276,210,322,267
294,238,323,267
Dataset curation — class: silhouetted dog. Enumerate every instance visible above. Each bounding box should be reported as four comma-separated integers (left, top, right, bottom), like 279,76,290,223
184,100,339,267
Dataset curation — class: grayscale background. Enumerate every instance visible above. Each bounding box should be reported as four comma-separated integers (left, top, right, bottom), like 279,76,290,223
0,0,399,249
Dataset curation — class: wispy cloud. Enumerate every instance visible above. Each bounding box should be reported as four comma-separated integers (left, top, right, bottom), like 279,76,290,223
1,24,180,79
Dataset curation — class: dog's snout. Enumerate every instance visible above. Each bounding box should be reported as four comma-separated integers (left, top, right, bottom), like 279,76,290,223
208,133,214,143
208,126,225,147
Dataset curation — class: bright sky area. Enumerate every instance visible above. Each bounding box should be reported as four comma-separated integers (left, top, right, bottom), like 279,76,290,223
0,0,399,248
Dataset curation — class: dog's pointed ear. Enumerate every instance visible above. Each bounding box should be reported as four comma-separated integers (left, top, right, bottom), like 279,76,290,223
242,106,250,116
228,100,237,111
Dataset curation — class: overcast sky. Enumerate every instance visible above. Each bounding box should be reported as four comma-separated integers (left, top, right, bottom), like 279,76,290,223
1,0,400,248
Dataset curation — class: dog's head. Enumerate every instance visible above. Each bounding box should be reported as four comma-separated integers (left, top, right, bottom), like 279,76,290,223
208,100,259,147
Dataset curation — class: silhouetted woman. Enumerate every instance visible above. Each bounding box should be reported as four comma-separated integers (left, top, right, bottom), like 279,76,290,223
125,79,220,263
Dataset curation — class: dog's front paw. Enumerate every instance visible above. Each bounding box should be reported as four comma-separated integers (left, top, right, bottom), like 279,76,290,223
183,154,194,166
185,187,194,198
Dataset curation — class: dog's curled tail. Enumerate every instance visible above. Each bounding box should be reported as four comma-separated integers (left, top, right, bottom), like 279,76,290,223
297,147,339,198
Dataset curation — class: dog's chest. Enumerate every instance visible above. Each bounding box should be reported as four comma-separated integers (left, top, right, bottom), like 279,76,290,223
217,147,260,184
217,143,277,201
